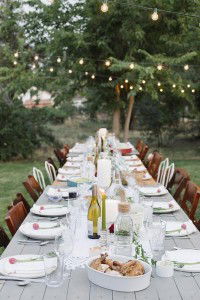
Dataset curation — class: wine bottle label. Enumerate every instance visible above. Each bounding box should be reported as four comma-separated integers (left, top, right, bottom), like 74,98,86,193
88,220,100,236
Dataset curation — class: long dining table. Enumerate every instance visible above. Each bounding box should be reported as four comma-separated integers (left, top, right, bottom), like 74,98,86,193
1,148,200,300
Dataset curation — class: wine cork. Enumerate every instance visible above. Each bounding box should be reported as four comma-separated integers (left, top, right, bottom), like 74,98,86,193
118,202,130,213
118,189,126,202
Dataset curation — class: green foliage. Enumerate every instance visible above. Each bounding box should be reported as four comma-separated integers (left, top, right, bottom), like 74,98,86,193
0,99,55,160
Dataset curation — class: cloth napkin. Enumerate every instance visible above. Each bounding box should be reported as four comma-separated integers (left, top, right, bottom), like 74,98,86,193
46,187,69,198
20,222,62,239
153,200,180,212
64,162,81,168
31,204,68,216
139,185,167,195
165,220,197,236
67,156,83,162
58,168,81,176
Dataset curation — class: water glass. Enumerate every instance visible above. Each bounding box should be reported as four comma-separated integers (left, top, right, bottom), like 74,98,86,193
44,251,65,287
147,219,166,260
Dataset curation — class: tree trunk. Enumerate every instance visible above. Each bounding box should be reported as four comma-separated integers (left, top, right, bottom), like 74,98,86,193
112,84,121,136
124,95,134,142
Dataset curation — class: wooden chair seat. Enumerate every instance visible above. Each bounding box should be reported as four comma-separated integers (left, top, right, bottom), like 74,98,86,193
5,202,28,236
0,226,10,248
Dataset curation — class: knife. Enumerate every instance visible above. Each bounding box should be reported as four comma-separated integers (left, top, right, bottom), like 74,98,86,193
0,276,45,283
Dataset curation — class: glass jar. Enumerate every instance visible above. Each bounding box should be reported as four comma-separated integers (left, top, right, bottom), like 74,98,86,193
114,202,133,256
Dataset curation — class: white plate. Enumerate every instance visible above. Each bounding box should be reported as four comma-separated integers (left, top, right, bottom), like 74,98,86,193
139,185,168,196
45,186,77,198
19,222,62,240
163,249,200,272
165,220,197,236
0,254,57,278
30,204,68,216
58,169,81,176
129,166,146,172
153,200,180,214
86,255,152,292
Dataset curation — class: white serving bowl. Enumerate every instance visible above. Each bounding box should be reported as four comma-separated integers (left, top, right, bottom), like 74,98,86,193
86,255,152,292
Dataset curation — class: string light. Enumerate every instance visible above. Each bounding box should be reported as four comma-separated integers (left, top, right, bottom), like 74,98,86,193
57,57,61,63
34,55,39,61
184,64,189,71
130,85,133,90
109,76,112,81
105,60,111,67
129,63,134,69
120,84,124,89
14,52,19,58
100,1,108,13
187,84,191,88
85,71,88,75
192,89,195,93
32,63,36,70
49,67,54,72
142,80,146,84
160,88,163,92
139,86,143,91
172,84,176,88
151,8,159,21
68,69,72,74
125,79,129,83
157,82,161,87
157,64,163,71
79,58,84,65
13,60,17,65
91,74,95,79
181,89,185,93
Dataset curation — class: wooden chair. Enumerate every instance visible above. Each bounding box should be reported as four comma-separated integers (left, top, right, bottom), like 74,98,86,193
138,144,149,161
5,202,28,236
47,157,58,174
180,181,200,222
0,226,10,248
135,139,144,155
33,167,46,190
54,149,66,167
7,193,31,213
167,168,190,190
23,175,43,202
62,144,70,156
147,151,162,179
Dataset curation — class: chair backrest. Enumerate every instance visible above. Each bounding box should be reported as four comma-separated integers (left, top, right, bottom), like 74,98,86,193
45,161,57,184
62,144,70,156
8,193,31,213
157,158,169,186
23,175,43,202
54,149,66,167
5,202,28,236
180,181,200,221
147,151,162,179
135,139,144,154
33,167,46,190
27,175,43,193
164,163,175,188
139,144,149,161
47,157,58,174
167,167,190,190
0,226,10,248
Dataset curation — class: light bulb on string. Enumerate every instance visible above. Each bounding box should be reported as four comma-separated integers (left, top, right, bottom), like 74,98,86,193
181,89,185,93
91,74,95,79
105,60,111,67
79,58,84,65
57,57,61,63
32,63,36,70
34,55,39,61
85,71,88,75
109,76,112,81
151,8,159,21
49,67,54,72
120,84,124,89
192,89,195,93
68,69,72,74
130,85,133,90
125,79,129,83
160,88,163,92
157,64,163,71
129,63,134,69
184,64,189,71
13,60,18,65
100,1,108,13
142,80,146,84
157,82,161,87
139,86,143,91
172,84,176,88
187,84,191,88
14,52,19,58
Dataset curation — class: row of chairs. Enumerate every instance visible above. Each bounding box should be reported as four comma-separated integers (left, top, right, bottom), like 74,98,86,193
0,144,69,250
136,139,200,228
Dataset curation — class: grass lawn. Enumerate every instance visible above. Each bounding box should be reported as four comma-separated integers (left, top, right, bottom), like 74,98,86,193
0,118,200,253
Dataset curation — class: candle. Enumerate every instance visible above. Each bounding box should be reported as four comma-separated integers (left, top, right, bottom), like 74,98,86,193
101,193,107,230
97,158,111,189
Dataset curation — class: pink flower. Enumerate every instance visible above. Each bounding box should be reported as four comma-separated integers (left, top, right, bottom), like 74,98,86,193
9,258,17,264
57,189,60,192
40,206,44,210
181,224,187,230
62,175,65,179
157,188,161,193
169,203,174,208
33,223,39,230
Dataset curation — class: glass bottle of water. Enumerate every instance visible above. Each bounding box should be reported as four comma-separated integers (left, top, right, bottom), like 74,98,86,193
107,170,125,200
114,202,133,256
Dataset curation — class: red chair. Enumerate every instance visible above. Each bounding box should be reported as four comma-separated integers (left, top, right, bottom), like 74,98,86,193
5,202,28,236
23,175,43,202
180,181,200,222
147,151,162,179
0,226,10,248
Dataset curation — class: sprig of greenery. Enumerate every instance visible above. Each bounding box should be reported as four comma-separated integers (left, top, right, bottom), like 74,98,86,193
133,232,156,266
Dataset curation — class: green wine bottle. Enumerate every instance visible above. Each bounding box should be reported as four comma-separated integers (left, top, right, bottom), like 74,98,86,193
88,184,101,239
